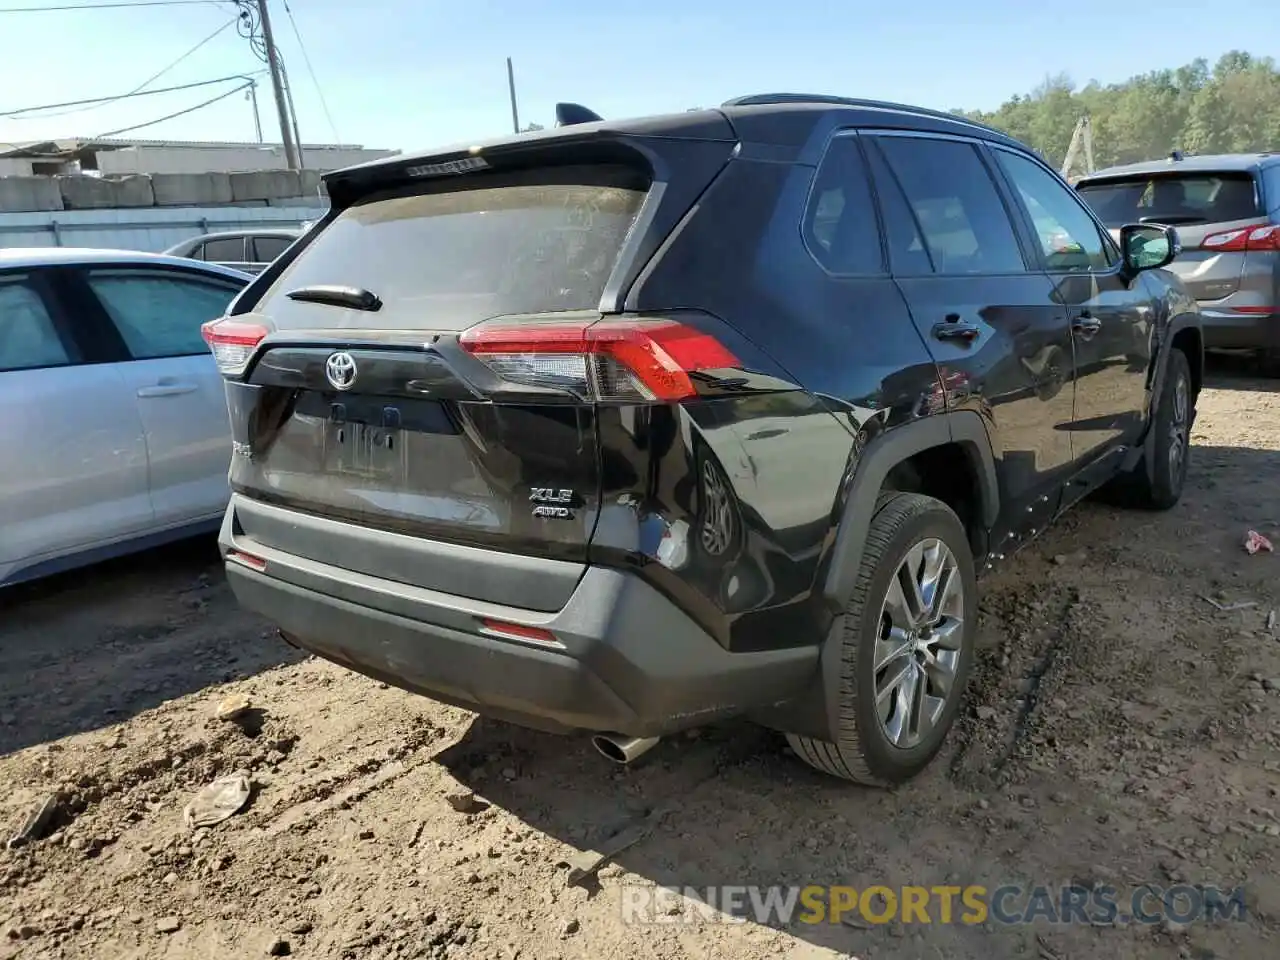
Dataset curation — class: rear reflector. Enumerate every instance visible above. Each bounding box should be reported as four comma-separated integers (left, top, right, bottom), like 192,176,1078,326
201,318,269,377
1202,224,1280,252
226,549,267,572
459,317,739,402
478,618,559,645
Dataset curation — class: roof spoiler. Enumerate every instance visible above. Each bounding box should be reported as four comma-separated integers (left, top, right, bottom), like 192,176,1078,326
555,103,603,127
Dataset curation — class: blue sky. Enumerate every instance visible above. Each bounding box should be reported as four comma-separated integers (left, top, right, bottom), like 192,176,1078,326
1,0,1277,155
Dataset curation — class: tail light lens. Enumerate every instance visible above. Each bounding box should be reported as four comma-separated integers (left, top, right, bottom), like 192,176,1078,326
201,318,268,377
1202,224,1280,252
459,317,740,402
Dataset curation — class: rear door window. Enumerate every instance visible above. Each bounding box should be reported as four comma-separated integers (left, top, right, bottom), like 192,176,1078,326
85,269,244,359
1077,173,1262,228
253,164,648,331
872,136,1027,275
802,135,884,274
201,237,247,262
253,235,293,262
0,275,76,372
863,141,935,276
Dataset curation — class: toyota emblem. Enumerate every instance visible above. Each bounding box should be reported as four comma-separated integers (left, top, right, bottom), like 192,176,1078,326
325,352,357,391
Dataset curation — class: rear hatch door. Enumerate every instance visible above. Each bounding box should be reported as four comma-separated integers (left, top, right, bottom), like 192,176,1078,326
213,122,736,610
1077,170,1263,300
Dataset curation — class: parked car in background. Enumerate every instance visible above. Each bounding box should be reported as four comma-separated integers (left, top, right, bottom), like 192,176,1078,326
204,95,1201,785
1076,153,1280,369
164,228,301,275
0,249,249,587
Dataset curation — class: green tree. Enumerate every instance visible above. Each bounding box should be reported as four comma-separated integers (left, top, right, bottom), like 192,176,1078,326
962,50,1280,171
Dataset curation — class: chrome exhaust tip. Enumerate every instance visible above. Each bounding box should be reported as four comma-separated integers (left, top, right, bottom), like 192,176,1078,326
591,733,660,765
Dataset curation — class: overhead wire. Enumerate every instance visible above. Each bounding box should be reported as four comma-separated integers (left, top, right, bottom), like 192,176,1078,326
10,15,241,121
88,78,255,140
0,72,265,118
281,0,339,143
0,0,223,12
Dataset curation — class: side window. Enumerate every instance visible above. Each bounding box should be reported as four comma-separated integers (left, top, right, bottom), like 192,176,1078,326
874,136,1026,275
994,149,1114,272
1265,165,1280,215
0,276,75,372
85,270,243,360
200,237,246,262
863,142,935,276
802,135,884,274
253,236,293,262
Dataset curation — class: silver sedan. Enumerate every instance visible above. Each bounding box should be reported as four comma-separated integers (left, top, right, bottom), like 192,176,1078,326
0,248,250,587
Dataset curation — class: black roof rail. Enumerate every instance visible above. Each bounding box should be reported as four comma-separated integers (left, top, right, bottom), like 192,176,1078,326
722,93,1008,137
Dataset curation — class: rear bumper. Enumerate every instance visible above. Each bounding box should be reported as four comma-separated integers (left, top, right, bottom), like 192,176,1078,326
1198,309,1280,351
219,501,817,737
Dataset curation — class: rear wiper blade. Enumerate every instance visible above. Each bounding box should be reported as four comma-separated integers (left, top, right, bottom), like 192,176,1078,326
286,285,382,312
1138,215,1205,225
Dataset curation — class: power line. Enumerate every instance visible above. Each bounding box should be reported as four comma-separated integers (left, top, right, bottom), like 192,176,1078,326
0,0,223,11
0,72,265,118
281,0,338,142
11,16,240,121
89,79,254,140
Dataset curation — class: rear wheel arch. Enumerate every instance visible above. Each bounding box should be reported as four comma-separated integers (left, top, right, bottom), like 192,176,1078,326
822,411,998,609
778,413,996,745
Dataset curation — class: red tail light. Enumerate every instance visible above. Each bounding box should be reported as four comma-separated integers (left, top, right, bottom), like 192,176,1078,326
1202,224,1280,252
459,317,740,402
201,318,269,377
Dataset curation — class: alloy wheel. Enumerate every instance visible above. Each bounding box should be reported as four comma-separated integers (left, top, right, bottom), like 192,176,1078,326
873,538,965,749
1168,371,1189,481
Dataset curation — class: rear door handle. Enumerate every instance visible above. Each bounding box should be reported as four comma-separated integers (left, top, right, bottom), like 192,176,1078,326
931,322,981,344
1072,315,1102,337
137,382,198,398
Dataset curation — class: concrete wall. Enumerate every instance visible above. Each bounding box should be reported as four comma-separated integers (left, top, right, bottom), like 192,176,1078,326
95,143,394,175
0,177,63,212
0,171,329,213
0,204,329,253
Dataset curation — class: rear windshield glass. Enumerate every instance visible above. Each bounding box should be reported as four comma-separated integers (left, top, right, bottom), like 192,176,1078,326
1077,173,1260,228
255,165,647,330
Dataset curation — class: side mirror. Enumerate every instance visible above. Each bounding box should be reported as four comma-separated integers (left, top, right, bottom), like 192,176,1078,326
1120,223,1180,273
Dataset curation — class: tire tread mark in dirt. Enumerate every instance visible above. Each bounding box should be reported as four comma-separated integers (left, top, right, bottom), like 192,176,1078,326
948,587,1080,785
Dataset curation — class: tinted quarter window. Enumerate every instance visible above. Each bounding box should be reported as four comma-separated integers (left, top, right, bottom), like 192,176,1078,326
253,236,292,261
802,135,883,274
85,270,243,360
0,276,74,372
1077,173,1262,228
995,149,1113,272
201,237,246,262
875,137,1026,275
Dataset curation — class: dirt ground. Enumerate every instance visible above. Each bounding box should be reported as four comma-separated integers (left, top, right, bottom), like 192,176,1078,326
3,360,1280,960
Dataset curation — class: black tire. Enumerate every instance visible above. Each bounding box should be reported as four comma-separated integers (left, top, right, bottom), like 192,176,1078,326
1106,349,1192,511
786,492,977,786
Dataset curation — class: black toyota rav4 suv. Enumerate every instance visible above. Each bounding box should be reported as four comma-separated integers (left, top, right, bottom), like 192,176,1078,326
204,95,1202,786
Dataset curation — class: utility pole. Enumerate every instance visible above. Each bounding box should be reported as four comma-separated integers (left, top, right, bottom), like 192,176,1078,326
247,80,263,143
256,0,299,170
281,62,305,169
506,57,520,134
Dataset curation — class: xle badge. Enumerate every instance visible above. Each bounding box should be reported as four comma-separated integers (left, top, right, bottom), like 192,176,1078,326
529,487,575,519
